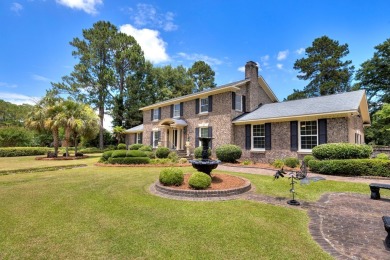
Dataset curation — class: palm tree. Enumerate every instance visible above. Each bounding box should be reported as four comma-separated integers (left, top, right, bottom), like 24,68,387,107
113,125,126,145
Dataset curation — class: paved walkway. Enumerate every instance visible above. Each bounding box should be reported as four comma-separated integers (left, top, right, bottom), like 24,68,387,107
217,165,390,259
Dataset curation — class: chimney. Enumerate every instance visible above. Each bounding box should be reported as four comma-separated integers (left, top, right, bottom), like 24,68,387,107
245,61,258,80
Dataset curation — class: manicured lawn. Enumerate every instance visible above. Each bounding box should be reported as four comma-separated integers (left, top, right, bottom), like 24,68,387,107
1,155,387,259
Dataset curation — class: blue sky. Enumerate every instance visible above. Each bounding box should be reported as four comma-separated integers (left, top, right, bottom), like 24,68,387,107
1,0,390,106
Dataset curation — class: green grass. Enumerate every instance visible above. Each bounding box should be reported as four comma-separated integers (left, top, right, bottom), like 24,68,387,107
1,156,388,259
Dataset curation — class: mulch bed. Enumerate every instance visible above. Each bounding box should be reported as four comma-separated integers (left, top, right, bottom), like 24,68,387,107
166,173,246,190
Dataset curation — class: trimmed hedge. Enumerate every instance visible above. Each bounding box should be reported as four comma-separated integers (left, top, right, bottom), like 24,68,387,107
159,168,184,186
102,150,114,161
129,144,143,150
156,147,170,158
189,172,212,189
376,153,389,160
111,150,128,158
79,147,104,154
117,143,127,150
272,159,284,168
312,143,373,160
139,145,153,152
308,159,390,177
194,146,211,159
108,157,150,164
216,144,242,163
283,157,299,168
0,147,50,157
127,150,147,157
303,155,315,166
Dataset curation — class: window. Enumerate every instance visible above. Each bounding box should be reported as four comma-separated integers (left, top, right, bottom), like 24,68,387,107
153,109,159,121
136,133,142,144
252,124,265,150
200,97,209,113
235,95,242,112
173,104,180,118
199,127,209,147
152,131,159,148
300,121,317,150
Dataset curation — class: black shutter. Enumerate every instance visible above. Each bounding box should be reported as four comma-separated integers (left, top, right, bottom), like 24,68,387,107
245,124,251,150
195,128,199,147
208,95,213,112
232,92,236,110
208,127,213,149
134,134,137,144
140,133,143,144
290,121,298,151
180,102,184,117
170,105,173,118
318,119,327,145
195,99,199,114
242,96,246,113
158,107,161,120
151,109,154,121
150,132,153,146
265,123,271,150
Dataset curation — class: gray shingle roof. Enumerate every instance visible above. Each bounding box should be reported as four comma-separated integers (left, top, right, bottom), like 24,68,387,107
233,90,366,123
125,124,143,133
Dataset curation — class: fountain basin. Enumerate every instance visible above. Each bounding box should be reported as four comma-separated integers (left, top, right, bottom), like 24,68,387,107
189,159,221,175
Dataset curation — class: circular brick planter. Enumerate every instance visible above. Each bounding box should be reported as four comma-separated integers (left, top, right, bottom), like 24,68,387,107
154,176,251,199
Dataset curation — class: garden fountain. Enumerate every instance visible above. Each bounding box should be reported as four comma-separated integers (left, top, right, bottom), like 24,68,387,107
190,137,220,175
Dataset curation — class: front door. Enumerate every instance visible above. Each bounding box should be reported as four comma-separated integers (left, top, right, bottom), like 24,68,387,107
173,129,178,149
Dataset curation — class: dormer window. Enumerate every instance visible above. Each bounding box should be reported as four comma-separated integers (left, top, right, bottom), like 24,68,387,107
200,97,209,113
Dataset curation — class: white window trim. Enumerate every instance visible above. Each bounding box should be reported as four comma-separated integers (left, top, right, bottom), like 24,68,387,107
136,133,142,144
199,127,209,147
251,124,265,151
200,97,209,114
153,109,159,121
298,120,318,152
152,131,159,148
235,95,242,112
173,103,180,118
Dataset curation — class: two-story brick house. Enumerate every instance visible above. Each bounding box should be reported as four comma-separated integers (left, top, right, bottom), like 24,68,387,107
125,61,370,162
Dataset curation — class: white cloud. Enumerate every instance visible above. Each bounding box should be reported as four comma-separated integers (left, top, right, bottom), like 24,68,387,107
276,64,283,69
260,55,270,66
130,4,178,32
32,74,51,82
10,2,23,14
56,0,102,15
120,24,169,64
0,92,40,105
103,113,113,132
238,66,245,72
177,52,222,66
0,82,18,88
296,48,305,55
277,50,289,61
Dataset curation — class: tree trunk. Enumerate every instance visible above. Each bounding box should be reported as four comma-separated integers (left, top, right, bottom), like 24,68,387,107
99,105,104,150
52,127,59,155
65,126,71,157
74,133,78,154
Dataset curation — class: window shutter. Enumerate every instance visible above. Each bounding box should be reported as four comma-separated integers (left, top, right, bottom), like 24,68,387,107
151,109,154,121
242,96,246,113
158,107,161,120
195,99,199,114
265,123,271,150
245,124,251,150
208,127,213,149
140,133,143,144
170,105,173,118
195,128,199,147
150,132,153,146
180,102,184,117
208,95,213,112
232,92,236,110
290,121,298,151
134,134,137,144
318,119,327,145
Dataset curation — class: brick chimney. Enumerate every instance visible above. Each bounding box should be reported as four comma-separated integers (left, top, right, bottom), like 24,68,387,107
245,61,258,80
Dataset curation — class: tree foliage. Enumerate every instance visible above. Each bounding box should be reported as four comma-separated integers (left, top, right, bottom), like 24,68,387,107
365,103,390,145
188,61,216,92
355,38,390,112
0,100,33,127
293,36,354,97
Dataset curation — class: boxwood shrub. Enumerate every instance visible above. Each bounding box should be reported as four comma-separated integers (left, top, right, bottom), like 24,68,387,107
189,172,212,190
108,157,150,164
0,147,50,157
303,155,315,166
79,147,104,154
139,145,153,152
117,143,127,150
159,168,184,186
101,150,114,161
129,144,143,150
312,143,373,160
126,150,147,157
376,153,389,160
216,144,242,163
156,147,170,158
111,150,128,158
194,146,211,159
308,159,390,177
283,157,299,168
